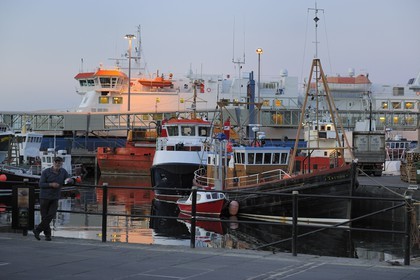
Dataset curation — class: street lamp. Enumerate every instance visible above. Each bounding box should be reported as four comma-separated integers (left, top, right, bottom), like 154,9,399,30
124,34,135,129
256,48,263,124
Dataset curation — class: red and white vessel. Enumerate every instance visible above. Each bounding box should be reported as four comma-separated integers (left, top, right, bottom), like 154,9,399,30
176,190,226,217
151,117,212,202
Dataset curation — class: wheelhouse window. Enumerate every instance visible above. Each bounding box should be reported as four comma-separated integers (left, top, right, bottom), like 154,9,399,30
272,153,280,164
281,153,288,164
111,77,118,88
255,153,263,164
112,97,123,104
263,153,271,164
99,77,111,88
247,153,255,164
166,126,179,136
198,126,210,137
181,126,195,136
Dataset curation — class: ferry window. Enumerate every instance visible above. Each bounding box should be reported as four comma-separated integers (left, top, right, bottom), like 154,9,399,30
112,97,123,104
275,99,282,107
381,102,388,109
247,153,255,164
206,193,211,199
263,100,270,106
79,80,87,86
281,153,288,164
405,102,414,109
272,153,280,164
181,126,195,136
111,77,118,88
100,77,111,88
321,125,325,131
393,87,404,96
211,193,218,199
196,194,201,201
392,102,401,109
87,79,95,86
167,126,179,136
240,152,245,164
99,96,109,104
264,153,271,164
255,153,263,164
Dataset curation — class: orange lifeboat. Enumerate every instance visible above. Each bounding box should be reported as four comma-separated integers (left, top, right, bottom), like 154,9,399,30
139,75,173,88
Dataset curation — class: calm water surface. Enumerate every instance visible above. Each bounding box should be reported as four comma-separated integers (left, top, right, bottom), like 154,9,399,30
1,175,417,262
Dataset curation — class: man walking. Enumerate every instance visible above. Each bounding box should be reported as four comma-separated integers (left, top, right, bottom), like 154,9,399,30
33,156,72,241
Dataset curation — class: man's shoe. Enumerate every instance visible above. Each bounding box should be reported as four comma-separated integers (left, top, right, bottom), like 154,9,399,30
32,229,40,240
45,236,52,241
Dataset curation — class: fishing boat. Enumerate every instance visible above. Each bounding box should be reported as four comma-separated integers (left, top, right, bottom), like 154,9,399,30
150,116,212,202
96,128,156,176
193,8,358,222
176,189,226,217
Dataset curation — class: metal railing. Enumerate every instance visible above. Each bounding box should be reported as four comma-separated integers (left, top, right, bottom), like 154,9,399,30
0,180,417,265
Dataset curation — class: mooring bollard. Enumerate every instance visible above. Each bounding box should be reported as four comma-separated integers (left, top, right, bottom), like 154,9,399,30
292,190,299,256
190,186,197,248
404,195,412,265
102,183,108,243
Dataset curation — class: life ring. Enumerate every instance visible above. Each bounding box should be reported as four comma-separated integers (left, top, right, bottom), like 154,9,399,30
207,88,211,92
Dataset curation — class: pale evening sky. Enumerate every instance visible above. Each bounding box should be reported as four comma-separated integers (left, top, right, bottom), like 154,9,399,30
0,0,419,111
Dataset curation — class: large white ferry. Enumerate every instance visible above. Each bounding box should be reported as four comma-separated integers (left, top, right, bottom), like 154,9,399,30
71,26,420,143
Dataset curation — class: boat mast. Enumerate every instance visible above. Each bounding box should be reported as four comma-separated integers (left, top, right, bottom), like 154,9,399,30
288,5,354,174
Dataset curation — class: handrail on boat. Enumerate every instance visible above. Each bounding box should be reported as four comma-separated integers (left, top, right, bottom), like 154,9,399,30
193,168,291,189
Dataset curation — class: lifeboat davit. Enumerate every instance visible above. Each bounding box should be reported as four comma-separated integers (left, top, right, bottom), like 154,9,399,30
138,76,173,88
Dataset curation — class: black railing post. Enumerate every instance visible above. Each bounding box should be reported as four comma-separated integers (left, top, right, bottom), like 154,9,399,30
292,190,298,256
190,186,197,248
404,195,412,265
101,183,108,243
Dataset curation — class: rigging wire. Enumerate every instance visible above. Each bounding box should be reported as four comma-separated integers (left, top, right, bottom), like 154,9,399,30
300,9,310,88
321,10,333,74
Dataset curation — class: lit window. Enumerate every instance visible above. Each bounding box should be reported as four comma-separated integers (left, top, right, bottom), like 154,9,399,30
99,96,109,104
112,97,122,104
381,102,388,109
275,99,282,107
393,116,399,124
405,102,414,109
263,100,270,106
379,116,386,123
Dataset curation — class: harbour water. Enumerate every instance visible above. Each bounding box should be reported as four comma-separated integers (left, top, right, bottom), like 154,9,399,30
0,174,418,263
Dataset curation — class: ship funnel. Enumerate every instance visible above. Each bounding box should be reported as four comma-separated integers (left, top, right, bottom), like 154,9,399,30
348,68,355,77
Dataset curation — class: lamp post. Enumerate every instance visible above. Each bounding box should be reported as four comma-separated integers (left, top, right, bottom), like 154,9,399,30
125,34,135,129
256,48,263,124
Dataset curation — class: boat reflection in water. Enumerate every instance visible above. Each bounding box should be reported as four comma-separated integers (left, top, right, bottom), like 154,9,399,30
18,175,417,261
